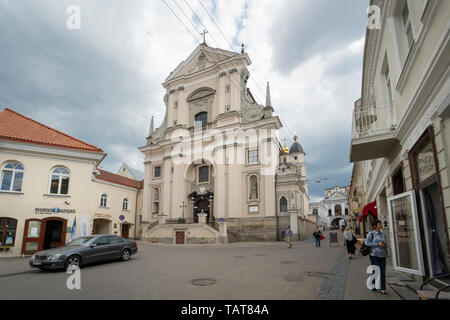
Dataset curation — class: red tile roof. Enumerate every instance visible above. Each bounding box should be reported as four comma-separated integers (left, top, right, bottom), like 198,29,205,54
0,108,103,153
95,169,143,189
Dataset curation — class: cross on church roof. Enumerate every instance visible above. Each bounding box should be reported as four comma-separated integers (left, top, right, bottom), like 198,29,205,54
201,29,208,45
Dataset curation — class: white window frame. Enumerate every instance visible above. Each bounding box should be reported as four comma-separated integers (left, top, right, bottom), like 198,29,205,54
0,162,24,192
402,1,414,49
387,190,425,276
122,198,129,211
48,166,70,195
247,148,259,165
153,165,162,179
99,193,109,208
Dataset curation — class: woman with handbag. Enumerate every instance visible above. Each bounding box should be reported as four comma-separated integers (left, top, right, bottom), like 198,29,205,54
365,219,389,295
313,227,322,247
343,226,356,259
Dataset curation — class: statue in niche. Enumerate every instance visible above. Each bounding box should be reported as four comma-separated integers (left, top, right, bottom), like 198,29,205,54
197,52,206,70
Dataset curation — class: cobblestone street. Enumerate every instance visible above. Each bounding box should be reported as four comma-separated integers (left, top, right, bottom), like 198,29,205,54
0,232,399,300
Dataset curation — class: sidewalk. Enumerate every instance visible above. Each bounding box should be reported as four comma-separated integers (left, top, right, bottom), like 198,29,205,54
342,232,420,300
0,256,37,277
344,250,400,300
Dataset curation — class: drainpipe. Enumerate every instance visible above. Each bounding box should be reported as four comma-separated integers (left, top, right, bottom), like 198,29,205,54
134,188,139,240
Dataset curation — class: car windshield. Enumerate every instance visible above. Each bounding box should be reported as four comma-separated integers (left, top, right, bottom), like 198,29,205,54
66,237,93,246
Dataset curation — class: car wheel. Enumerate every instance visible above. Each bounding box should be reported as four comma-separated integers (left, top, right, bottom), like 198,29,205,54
65,255,81,269
121,249,131,261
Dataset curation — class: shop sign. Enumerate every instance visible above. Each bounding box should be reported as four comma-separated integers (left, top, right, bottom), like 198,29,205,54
35,208,76,214
417,141,436,183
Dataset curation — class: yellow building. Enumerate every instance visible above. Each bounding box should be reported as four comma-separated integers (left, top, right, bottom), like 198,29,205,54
0,108,142,257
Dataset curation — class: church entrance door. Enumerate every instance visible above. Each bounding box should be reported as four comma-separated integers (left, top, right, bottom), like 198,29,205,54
176,231,185,244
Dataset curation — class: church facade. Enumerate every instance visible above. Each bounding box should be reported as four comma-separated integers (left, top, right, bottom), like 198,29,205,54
139,44,309,243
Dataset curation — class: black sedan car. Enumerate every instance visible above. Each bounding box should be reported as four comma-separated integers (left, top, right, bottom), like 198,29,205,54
29,235,138,270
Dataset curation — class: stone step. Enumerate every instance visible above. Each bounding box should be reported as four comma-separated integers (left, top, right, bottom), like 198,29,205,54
389,284,418,300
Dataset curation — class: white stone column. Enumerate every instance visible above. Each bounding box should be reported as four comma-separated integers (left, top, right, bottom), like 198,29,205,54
163,157,172,218
219,73,226,114
142,163,151,222
289,213,299,240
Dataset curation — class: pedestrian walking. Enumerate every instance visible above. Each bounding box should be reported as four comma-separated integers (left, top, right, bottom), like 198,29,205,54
285,225,293,248
344,226,356,259
313,226,322,247
365,219,389,295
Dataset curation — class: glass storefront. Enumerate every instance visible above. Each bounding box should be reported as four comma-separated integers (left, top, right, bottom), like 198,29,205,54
388,191,425,275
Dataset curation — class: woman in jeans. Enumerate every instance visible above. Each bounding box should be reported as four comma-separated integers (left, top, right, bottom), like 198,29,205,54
365,219,389,295
313,227,322,247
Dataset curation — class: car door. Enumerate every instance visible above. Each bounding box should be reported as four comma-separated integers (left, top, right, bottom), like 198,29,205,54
107,236,125,259
86,236,110,263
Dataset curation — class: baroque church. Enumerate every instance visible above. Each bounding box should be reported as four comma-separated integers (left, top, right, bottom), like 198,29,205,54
140,43,310,243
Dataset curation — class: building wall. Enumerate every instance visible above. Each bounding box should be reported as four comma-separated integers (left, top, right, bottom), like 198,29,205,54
89,180,138,239
353,0,450,278
0,147,141,256
0,149,93,256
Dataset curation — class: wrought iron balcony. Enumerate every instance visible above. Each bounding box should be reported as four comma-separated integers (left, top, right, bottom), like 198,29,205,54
350,104,400,162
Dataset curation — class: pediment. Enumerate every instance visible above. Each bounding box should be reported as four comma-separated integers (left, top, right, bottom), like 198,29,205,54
326,192,347,201
165,45,238,82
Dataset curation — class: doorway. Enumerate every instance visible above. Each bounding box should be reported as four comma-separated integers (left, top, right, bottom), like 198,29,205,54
121,224,129,239
420,182,450,276
43,219,63,250
176,231,185,244
93,219,112,234
21,217,67,254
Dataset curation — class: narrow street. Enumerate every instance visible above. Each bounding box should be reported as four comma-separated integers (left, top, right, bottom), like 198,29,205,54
0,232,399,300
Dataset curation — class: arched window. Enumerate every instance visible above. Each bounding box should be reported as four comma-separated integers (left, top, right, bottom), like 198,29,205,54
335,204,342,216
99,193,108,208
313,209,318,215
122,198,129,211
1,162,24,192
280,197,288,212
49,167,70,195
249,175,258,200
195,112,207,128
328,209,332,217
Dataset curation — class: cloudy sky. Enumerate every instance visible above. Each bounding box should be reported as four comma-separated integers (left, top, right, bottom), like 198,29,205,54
0,0,368,201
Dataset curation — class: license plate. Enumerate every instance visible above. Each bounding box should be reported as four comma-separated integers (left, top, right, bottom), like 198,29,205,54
33,261,42,265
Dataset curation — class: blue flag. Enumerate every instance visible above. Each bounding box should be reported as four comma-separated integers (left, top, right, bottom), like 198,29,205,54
70,217,77,241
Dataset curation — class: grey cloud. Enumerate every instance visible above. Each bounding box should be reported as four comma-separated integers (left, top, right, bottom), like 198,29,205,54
270,0,368,73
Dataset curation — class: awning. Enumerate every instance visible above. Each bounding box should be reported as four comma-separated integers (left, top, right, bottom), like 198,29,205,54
120,221,134,225
359,201,377,222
